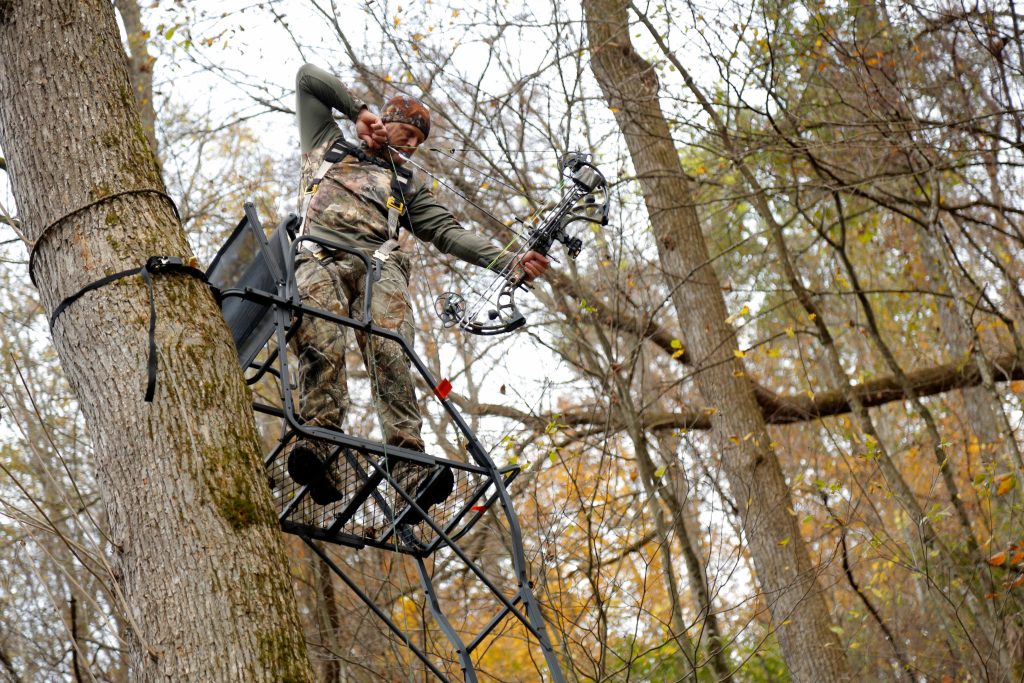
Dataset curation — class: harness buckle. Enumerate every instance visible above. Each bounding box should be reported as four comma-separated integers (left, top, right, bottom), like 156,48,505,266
386,196,405,215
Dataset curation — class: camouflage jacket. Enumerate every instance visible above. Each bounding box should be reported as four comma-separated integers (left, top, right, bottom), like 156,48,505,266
296,63,512,272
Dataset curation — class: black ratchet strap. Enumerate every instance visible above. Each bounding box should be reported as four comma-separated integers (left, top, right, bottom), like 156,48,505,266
49,256,208,402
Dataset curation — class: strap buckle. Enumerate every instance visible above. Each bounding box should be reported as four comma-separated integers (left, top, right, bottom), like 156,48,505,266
373,238,401,264
386,196,405,215
145,255,184,272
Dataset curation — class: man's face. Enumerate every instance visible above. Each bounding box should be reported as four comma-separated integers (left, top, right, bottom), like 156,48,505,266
384,122,425,164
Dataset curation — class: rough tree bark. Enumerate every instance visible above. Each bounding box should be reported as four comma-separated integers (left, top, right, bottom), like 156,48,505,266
580,1,852,680
0,1,313,681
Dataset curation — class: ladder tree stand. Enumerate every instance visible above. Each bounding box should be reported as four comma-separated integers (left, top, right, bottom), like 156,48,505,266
206,203,568,683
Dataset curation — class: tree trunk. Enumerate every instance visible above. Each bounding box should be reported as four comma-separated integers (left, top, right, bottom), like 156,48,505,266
113,0,158,160
580,1,851,680
0,2,313,681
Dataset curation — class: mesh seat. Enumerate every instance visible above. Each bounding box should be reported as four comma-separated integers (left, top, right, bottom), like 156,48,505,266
206,203,298,370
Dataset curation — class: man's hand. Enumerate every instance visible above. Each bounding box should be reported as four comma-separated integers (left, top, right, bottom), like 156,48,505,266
355,108,387,150
516,250,550,282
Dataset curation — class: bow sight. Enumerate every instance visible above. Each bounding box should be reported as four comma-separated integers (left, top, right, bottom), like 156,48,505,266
435,152,610,336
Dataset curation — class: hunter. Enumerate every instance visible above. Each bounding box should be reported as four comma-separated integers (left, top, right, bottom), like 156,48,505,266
288,63,549,522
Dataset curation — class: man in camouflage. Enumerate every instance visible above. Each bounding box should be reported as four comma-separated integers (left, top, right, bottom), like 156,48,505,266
288,63,549,520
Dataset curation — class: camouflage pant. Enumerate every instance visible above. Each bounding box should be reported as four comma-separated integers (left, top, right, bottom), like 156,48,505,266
292,249,424,451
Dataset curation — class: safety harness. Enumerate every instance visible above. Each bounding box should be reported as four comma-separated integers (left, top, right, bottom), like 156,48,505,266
299,137,412,266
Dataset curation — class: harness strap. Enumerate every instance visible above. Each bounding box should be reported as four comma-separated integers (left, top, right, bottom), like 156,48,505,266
377,169,411,264
50,256,208,402
299,139,359,236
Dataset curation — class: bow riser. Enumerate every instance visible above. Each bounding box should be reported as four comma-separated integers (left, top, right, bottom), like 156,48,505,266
436,154,610,336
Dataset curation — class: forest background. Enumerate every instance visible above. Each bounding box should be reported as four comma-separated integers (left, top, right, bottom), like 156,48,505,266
1,0,1023,681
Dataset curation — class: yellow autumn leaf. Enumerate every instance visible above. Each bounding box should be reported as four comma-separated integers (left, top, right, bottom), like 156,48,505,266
734,349,746,358
654,465,667,478
786,326,796,338
767,348,780,358
725,305,750,324
778,536,791,546
995,474,1016,496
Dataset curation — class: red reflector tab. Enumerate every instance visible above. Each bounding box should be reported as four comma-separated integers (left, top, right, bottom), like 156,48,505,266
471,505,487,512
434,378,452,400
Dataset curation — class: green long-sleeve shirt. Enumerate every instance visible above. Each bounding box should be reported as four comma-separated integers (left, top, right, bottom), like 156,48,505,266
296,63,512,272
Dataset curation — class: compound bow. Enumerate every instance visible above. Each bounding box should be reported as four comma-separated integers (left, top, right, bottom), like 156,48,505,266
434,152,609,336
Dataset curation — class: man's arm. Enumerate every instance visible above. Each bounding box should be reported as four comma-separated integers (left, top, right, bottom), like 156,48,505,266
405,189,550,280
405,188,515,271
295,63,385,152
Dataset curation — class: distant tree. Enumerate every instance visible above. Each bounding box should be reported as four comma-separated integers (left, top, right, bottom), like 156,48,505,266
581,0,853,679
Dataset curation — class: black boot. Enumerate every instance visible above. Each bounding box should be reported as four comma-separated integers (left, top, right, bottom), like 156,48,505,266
287,440,344,505
392,461,455,525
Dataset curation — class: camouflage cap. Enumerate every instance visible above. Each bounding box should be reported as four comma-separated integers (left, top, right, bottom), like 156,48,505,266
381,95,430,141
